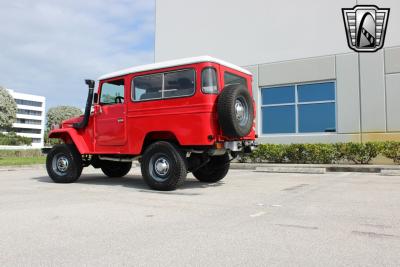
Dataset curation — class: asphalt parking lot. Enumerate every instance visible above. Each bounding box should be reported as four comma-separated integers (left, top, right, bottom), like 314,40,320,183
0,167,400,266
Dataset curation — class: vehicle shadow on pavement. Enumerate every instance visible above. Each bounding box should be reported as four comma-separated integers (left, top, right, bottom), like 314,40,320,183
33,174,223,194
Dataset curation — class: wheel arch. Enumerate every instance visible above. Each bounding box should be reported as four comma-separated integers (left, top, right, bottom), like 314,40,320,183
48,128,91,154
141,131,180,153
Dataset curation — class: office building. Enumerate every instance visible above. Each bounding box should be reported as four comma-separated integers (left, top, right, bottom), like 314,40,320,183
155,0,400,143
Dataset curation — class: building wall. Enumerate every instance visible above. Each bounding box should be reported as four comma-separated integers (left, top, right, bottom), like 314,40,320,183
245,46,400,144
155,0,400,143
156,0,400,65
7,89,46,148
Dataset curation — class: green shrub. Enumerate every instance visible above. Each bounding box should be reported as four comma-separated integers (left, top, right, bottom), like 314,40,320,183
246,144,288,163
249,144,267,163
381,141,400,163
303,144,342,164
237,153,250,163
333,142,381,164
0,132,32,146
285,144,308,163
241,142,388,165
262,144,287,163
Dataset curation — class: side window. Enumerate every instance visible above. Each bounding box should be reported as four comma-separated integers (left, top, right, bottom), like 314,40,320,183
224,72,247,89
260,82,336,134
100,79,125,105
164,69,195,98
133,74,162,101
202,67,218,94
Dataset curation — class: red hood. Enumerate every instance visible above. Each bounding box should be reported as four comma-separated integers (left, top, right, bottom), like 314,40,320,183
62,116,83,128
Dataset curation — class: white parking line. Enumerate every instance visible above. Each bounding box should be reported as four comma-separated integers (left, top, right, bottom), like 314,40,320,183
250,211,266,218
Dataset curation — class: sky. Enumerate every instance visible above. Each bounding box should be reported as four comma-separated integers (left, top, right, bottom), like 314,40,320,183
0,0,155,110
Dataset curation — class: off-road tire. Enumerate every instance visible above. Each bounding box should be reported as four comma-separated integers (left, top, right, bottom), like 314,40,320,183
101,161,132,177
141,141,187,191
217,84,254,138
46,144,83,183
192,154,230,183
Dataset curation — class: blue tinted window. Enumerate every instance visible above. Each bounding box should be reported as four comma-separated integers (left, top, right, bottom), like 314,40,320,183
262,86,295,105
262,105,295,134
297,82,335,102
298,103,336,133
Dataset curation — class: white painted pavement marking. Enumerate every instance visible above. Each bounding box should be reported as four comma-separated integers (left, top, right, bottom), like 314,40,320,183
250,211,266,218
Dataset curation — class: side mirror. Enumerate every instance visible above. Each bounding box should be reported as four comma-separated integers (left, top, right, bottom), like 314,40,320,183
93,93,99,104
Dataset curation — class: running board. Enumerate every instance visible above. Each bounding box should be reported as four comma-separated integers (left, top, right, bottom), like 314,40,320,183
98,156,136,162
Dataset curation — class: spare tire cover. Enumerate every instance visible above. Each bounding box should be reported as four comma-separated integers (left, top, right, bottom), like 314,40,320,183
217,84,254,138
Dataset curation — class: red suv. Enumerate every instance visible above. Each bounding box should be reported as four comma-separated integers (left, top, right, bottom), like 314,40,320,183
45,56,256,190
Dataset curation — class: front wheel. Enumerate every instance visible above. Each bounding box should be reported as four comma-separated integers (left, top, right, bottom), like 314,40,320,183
141,141,187,191
192,154,230,183
46,144,83,183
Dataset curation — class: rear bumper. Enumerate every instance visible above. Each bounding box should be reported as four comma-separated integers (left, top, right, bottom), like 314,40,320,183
224,140,257,153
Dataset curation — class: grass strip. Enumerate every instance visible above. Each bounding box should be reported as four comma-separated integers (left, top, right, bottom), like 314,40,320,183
0,156,46,166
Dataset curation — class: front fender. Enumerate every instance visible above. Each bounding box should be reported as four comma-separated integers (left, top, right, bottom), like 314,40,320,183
48,128,91,154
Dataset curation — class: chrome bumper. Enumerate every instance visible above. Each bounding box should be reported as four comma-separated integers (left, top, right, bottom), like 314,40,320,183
224,140,257,152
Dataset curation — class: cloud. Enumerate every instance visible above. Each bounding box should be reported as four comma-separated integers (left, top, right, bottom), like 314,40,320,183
0,0,155,109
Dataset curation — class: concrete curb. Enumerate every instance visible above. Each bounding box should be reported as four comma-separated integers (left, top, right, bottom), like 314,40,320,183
380,169,400,176
0,164,45,171
231,163,400,173
255,166,326,174
0,162,139,172
1,162,399,175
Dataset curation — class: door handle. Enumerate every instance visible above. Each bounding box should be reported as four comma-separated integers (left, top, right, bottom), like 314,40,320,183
117,118,124,123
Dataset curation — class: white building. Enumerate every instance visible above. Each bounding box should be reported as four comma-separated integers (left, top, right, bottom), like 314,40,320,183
7,89,46,148
155,0,400,144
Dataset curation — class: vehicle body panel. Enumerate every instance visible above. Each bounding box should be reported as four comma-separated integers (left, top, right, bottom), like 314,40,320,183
49,59,255,156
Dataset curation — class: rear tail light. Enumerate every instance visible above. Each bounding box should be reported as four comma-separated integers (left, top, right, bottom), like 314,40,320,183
215,142,224,149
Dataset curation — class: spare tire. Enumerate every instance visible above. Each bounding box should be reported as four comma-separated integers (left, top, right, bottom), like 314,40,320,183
217,84,254,137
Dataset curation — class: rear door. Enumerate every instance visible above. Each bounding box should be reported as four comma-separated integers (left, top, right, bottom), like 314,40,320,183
95,78,127,146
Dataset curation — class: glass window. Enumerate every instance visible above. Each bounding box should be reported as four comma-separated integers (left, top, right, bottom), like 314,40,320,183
15,99,42,107
17,109,42,116
100,79,125,104
297,82,335,102
133,74,162,101
13,128,42,134
224,72,247,88
202,68,218,94
260,81,336,134
16,118,42,125
262,86,295,105
298,103,336,133
262,105,296,134
164,69,195,98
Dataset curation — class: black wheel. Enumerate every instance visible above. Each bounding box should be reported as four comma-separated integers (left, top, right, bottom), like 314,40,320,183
101,161,132,177
46,144,83,183
141,141,187,191
217,84,254,137
192,154,230,183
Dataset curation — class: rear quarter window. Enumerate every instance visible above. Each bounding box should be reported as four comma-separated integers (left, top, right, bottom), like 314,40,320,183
164,69,195,98
202,67,218,94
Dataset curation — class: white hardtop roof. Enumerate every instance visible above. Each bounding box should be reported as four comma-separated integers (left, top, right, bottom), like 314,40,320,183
98,56,252,80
